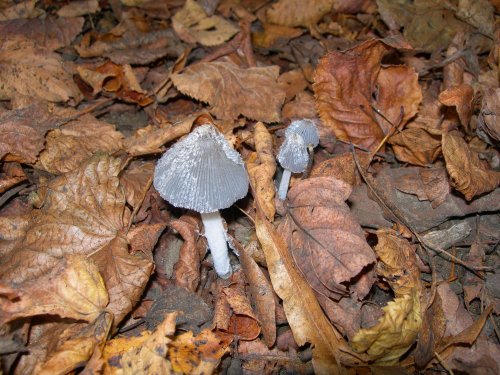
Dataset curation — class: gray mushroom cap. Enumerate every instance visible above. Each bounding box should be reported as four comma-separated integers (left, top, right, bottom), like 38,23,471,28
285,119,320,147
153,125,249,213
277,132,309,173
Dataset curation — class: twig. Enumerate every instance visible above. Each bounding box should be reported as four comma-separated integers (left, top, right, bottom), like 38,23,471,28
0,183,28,208
434,351,454,375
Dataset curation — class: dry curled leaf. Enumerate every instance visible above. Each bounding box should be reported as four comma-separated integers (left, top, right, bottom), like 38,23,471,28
313,39,421,150
171,61,286,122
265,0,333,28
172,0,239,46
351,229,423,365
119,160,155,209
389,125,442,166
246,122,276,220
438,84,474,129
0,36,82,103
38,114,125,174
278,177,376,300
478,88,500,145
0,255,108,324
442,130,500,200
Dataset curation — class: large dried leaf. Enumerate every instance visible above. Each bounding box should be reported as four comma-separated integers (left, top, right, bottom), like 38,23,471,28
38,114,125,174
246,122,276,220
255,211,367,374
0,255,108,324
351,229,423,364
313,39,421,150
172,0,238,46
389,125,442,166
442,130,500,200
278,177,376,299
265,0,333,28
0,36,82,103
171,62,286,122
0,16,84,51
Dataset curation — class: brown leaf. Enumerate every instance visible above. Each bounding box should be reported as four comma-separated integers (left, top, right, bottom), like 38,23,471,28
0,162,26,194
389,125,442,166
255,212,366,373
57,0,100,18
77,60,153,106
313,39,421,150
172,0,239,46
438,84,474,128
252,23,304,49
0,16,84,50
351,229,423,364
310,152,370,186
277,69,310,102
127,223,166,261
442,130,500,200
0,36,82,103
278,177,376,299
478,88,500,144
246,122,276,220
171,61,286,122
38,114,125,174
282,91,317,120
0,0,42,21
0,255,108,324
119,160,154,209
265,0,333,28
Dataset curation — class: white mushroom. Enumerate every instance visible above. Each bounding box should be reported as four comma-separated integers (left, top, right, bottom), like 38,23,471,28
285,119,320,148
153,125,249,279
277,132,308,200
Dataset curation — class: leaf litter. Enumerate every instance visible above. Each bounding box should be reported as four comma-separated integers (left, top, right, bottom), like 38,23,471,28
0,0,499,374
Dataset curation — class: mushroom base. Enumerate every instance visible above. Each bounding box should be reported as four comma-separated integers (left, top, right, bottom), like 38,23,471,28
201,211,232,279
278,168,292,200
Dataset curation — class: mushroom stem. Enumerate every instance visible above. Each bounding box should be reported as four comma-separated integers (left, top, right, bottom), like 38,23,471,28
278,168,292,200
200,211,232,279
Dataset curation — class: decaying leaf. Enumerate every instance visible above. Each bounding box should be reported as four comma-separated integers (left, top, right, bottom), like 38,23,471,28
442,130,500,200
38,114,125,174
172,0,239,46
278,177,376,300
0,36,82,103
171,61,286,122
0,255,108,324
246,122,276,220
351,229,423,365
265,0,333,28
313,38,421,150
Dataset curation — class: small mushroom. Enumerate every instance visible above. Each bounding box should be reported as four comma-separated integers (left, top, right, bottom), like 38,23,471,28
277,132,309,200
153,125,249,279
285,119,320,148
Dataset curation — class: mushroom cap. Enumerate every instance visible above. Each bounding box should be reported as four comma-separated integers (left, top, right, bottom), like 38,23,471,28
277,132,309,173
285,119,320,147
153,125,249,213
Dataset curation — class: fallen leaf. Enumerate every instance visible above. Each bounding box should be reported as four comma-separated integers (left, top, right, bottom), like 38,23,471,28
246,122,276,220
0,255,108,324
0,16,84,50
252,22,303,49
351,229,423,365
57,0,100,17
278,177,376,299
0,0,41,21
171,61,286,122
394,167,450,208
442,130,500,200
389,125,442,166
0,36,82,103
0,162,26,194
172,0,239,46
127,223,166,261
456,0,494,37
438,84,474,129
119,160,154,209
265,0,333,28
277,69,310,102
38,114,125,174
313,39,421,150
478,88,500,145
310,152,370,186
282,91,317,120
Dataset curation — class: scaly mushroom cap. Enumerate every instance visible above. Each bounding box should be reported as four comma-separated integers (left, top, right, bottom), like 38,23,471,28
285,119,320,147
153,125,249,213
277,132,308,173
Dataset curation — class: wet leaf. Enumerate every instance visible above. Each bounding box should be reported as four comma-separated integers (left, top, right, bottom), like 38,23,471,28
246,122,276,220
172,0,239,46
265,0,333,28
278,177,376,299
0,36,82,103
442,130,500,200
171,61,286,122
0,255,108,324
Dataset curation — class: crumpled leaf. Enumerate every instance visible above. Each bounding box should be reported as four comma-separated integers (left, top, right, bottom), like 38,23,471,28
103,313,177,374
0,16,84,51
438,84,474,129
351,229,423,365
77,60,153,106
172,0,239,46
394,167,450,208
389,124,442,166
265,0,333,28
38,114,125,174
255,211,366,373
478,88,500,145
0,36,82,103
278,177,376,300
0,162,26,194
0,255,108,324
119,160,154,209
171,61,286,122
313,38,421,150
246,122,276,220
442,130,500,200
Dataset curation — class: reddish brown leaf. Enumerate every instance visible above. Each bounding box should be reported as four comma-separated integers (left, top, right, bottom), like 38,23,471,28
265,0,333,28
119,160,155,209
389,125,442,166
0,162,26,194
438,84,474,129
252,23,304,49
478,88,500,144
171,61,286,122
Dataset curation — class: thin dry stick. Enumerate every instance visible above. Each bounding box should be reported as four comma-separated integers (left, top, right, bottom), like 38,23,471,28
351,146,491,278
434,351,455,375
